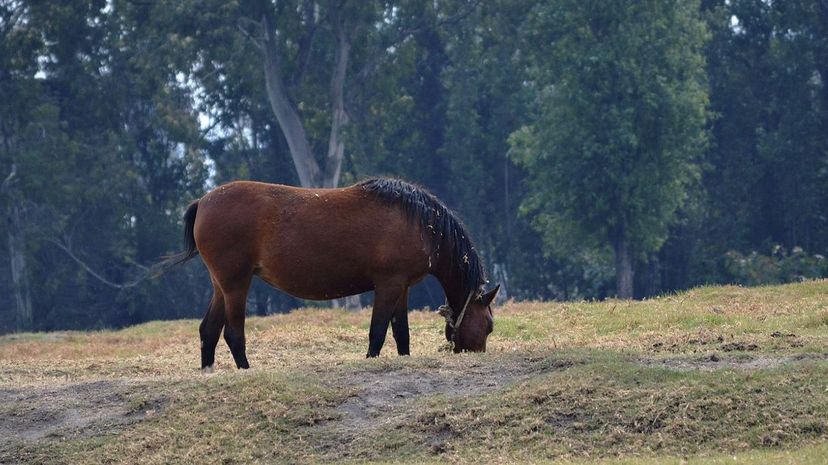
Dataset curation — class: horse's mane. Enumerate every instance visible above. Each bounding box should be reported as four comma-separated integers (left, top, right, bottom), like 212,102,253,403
358,178,486,299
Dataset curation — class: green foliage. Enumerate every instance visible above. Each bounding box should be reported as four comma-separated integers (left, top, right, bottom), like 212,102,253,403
1,0,827,332
511,0,709,263
0,0,210,332
722,246,828,287
702,0,828,253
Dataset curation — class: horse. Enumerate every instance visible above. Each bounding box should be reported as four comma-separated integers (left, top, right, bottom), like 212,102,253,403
173,177,499,371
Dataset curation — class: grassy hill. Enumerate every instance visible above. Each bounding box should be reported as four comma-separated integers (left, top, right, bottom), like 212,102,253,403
1,281,827,464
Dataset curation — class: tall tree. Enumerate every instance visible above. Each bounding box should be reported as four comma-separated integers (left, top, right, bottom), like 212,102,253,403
511,0,709,298
221,0,383,189
215,1,481,189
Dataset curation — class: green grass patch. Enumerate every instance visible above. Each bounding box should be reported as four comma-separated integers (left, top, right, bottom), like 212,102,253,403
391,355,828,463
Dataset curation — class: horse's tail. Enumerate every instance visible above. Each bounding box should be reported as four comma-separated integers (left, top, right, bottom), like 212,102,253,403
164,200,200,267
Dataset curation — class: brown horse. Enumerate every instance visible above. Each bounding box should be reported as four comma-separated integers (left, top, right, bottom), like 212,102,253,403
174,178,498,370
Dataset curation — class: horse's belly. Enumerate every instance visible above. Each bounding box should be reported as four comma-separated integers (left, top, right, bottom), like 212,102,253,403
256,265,374,300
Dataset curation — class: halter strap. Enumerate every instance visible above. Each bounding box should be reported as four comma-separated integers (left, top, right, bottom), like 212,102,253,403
438,291,475,345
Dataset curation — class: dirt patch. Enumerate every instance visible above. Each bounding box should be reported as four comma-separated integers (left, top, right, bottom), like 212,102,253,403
641,353,828,371
649,331,809,354
317,356,574,458
720,342,760,352
0,379,165,449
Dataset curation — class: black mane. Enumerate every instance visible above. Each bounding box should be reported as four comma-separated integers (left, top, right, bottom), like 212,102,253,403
358,178,486,298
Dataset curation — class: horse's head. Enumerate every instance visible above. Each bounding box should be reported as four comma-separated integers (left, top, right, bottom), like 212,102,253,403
445,285,500,353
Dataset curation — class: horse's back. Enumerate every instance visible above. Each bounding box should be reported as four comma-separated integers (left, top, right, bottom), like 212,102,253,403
194,181,428,299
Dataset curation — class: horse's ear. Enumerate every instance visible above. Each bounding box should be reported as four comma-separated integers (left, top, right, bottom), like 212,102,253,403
480,284,500,306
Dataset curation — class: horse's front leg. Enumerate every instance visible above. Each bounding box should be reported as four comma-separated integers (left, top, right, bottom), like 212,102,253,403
390,288,410,356
367,280,407,357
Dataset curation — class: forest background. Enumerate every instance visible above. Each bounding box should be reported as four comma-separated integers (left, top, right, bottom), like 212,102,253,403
1,0,826,333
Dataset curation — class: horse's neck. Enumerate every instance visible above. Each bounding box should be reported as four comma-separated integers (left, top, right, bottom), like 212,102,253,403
431,255,468,311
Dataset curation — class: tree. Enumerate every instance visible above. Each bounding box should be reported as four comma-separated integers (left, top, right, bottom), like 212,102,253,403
227,0,400,190
702,0,828,256
511,0,709,298
0,2,61,331
0,0,210,333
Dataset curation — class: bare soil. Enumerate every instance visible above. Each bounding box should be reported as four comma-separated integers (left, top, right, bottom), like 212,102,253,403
331,356,574,429
640,352,828,371
312,356,573,458
0,379,165,451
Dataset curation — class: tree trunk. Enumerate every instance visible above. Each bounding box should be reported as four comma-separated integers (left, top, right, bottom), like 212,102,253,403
491,262,509,304
332,294,362,310
260,11,351,191
2,166,33,331
644,253,659,298
261,14,321,188
614,233,634,300
252,284,270,316
8,203,32,330
322,21,350,188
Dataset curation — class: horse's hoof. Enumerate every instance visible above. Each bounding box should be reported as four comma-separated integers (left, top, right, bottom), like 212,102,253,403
202,365,214,374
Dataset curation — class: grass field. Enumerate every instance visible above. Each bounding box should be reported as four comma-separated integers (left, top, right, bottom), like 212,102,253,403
1,281,827,464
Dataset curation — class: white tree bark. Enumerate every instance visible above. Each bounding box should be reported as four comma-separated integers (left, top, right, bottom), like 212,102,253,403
322,21,350,188
491,262,509,304
614,232,634,300
259,7,351,190
2,165,33,331
261,13,321,188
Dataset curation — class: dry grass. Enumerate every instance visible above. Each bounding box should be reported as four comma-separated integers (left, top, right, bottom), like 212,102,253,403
400,357,828,462
1,280,827,464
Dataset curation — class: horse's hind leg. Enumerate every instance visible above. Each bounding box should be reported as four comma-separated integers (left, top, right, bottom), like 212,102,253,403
199,285,225,372
222,277,252,369
390,288,410,356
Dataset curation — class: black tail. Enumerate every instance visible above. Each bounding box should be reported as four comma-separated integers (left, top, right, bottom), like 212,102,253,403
164,200,200,267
